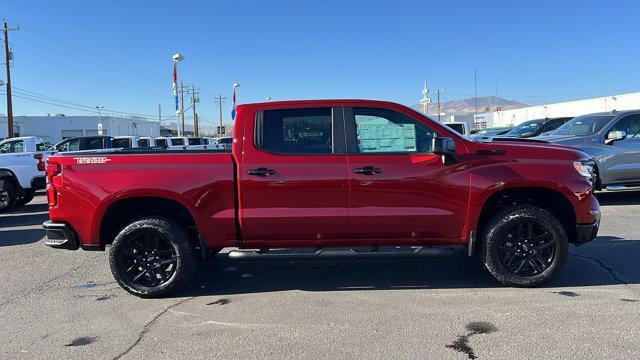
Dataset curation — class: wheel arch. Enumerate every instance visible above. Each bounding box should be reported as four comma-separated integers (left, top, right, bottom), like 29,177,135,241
474,186,577,247
97,192,200,247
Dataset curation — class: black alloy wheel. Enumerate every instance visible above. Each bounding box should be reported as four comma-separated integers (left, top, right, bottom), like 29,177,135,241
480,205,568,287
109,217,196,298
497,220,556,276
117,229,178,287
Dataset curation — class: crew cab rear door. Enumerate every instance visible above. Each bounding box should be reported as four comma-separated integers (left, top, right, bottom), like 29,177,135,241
238,105,349,243
344,106,469,243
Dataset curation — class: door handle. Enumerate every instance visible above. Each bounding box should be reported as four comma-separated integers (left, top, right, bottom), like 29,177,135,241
353,166,383,175
247,167,276,176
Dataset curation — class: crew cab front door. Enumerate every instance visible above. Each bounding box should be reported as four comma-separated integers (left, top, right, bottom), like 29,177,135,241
239,106,349,244
345,106,469,243
602,114,640,185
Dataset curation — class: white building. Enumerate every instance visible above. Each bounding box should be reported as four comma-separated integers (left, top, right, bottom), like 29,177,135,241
481,91,640,128
0,115,160,144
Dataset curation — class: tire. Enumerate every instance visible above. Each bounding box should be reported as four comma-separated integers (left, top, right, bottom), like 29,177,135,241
109,217,196,298
480,205,568,287
16,189,36,206
0,181,18,213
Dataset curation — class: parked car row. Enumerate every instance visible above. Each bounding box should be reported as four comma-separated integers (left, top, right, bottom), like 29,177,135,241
472,110,640,191
0,134,234,212
0,136,53,211
54,135,233,152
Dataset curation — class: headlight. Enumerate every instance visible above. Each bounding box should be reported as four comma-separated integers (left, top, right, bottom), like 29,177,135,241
573,159,596,180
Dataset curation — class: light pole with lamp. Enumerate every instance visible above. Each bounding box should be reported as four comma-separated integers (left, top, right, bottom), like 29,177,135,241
172,53,185,136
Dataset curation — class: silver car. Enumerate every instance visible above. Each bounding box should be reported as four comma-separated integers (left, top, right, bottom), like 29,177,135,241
538,110,640,190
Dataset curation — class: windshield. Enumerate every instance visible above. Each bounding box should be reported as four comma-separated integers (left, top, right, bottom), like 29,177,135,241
552,115,614,136
504,119,544,136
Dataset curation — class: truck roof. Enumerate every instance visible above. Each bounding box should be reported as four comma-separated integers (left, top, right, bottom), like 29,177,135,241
239,99,410,109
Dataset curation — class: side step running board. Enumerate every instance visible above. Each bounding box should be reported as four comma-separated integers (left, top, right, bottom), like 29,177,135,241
605,185,640,191
228,246,455,260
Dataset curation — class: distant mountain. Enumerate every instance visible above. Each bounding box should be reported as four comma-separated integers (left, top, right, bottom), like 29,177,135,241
413,96,527,115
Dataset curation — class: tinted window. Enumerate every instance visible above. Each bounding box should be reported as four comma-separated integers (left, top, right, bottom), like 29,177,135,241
112,138,132,148
504,119,544,136
219,138,232,144
83,137,106,150
137,139,150,147
610,115,640,138
57,139,80,152
155,139,168,147
554,115,614,136
172,138,185,146
188,138,202,145
258,108,332,154
353,108,435,153
36,142,48,151
540,120,564,133
446,123,466,135
0,140,24,153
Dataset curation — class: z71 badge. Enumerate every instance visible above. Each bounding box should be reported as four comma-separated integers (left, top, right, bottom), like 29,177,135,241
73,157,111,164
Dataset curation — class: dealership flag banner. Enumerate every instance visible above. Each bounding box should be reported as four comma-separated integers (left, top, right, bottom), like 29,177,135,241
172,63,178,111
231,87,237,120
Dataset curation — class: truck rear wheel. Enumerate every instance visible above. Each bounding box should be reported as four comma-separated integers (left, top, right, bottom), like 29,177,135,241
480,205,568,287
0,182,18,213
109,217,196,298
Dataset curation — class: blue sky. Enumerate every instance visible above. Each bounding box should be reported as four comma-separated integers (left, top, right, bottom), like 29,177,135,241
2,0,640,125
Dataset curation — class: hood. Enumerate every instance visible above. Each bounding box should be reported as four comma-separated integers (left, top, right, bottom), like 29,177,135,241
469,138,589,161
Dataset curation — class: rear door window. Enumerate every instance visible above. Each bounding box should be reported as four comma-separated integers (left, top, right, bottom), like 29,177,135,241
257,108,333,154
112,138,132,148
58,138,80,152
82,137,106,150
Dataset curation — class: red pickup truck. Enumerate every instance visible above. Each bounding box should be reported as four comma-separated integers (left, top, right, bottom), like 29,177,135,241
43,100,600,298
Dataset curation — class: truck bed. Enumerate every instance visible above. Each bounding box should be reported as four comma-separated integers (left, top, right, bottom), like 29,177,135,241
46,150,237,249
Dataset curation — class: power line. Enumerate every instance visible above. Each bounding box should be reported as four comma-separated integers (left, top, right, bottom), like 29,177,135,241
7,19,167,82
11,34,167,85
10,42,167,98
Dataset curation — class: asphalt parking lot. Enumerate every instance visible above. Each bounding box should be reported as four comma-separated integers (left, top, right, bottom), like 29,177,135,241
1,193,639,359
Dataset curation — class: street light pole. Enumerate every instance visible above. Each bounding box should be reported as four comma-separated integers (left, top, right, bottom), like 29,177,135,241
172,53,185,137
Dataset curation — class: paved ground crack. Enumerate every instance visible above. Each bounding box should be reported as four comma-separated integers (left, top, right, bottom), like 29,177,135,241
112,298,193,359
570,252,640,297
112,260,359,359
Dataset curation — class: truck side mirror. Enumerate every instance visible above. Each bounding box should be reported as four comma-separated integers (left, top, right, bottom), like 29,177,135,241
433,137,457,164
605,130,627,145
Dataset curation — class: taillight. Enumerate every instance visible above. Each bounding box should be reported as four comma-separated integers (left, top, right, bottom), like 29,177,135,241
45,160,62,207
34,153,45,171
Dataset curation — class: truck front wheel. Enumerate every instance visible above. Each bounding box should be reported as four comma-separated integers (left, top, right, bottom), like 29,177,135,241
480,205,568,287
109,217,196,298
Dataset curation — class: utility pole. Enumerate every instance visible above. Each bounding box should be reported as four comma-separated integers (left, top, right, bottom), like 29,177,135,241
215,95,227,137
158,104,161,123
96,105,103,135
179,81,185,137
474,68,478,118
3,20,19,138
436,89,445,121
190,85,199,136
